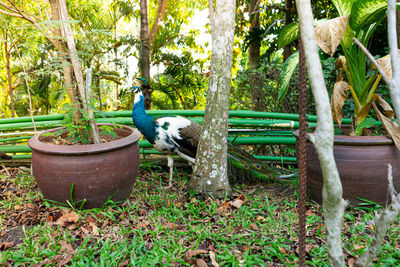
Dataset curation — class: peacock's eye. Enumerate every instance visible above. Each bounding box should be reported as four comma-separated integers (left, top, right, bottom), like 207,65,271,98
240,161,250,169
253,164,262,170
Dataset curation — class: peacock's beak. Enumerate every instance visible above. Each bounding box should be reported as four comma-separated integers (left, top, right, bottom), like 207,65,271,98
130,86,140,93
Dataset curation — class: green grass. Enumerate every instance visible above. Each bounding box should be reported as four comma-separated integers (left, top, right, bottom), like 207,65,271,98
1,164,400,266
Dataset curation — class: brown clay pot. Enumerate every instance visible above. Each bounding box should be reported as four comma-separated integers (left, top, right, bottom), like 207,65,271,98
28,124,141,209
294,128,400,206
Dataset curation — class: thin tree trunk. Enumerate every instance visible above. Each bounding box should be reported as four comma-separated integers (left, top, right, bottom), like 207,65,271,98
58,0,100,143
4,30,15,117
248,0,265,111
296,0,347,265
397,0,400,48
191,0,236,198
48,0,81,125
149,0,168,44
283,0,294,61
139,0,152,110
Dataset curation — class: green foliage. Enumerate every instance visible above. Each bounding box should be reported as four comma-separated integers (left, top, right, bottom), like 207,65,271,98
349,0,389,32
277,23,298,50
61,104,93,144
354,117,378,136
278,51,299,103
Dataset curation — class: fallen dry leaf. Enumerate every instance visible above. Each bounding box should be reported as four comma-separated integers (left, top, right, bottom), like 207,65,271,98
55,212,79,227
217,201,230,213
164,222,178,230
185,249,208,258
278,247,289,254
248,223,259,231
347,257,355,267
230,199,244,209
0,241,14,251
196,258,208,267
136,222,149,229
59,240,74,254
305,209,316,216
209,251,219,267
353,244,365,251
257,216,267,222
89,222,99,236
119,259,130,267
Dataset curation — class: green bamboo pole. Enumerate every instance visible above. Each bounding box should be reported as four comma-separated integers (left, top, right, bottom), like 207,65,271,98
0,136,32,143
0,117,319,132
0,110,354,125
7,152,296,163
1,136,296,154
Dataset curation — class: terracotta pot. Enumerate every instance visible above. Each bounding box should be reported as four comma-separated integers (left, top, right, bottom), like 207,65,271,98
294,128,400,206
28,124,141,209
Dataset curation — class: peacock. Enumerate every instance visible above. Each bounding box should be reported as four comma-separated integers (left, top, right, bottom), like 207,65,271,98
130,78,297,187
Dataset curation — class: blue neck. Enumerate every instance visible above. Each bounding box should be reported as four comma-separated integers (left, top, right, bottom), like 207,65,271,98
132,94,156,143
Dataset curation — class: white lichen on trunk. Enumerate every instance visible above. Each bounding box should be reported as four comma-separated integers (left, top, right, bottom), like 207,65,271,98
296,0,347,265
190,0,236,198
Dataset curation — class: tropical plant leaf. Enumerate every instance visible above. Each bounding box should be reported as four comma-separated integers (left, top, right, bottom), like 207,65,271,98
315,16,349,56
278,22,298,49
331,0,356,16
331,81,350,127
356,101,372,125
373,50,400,79
340,20,355,49
278,51,299,103
355,117,377,136
372,101,400,151
372,94,395,119
349,0,387,32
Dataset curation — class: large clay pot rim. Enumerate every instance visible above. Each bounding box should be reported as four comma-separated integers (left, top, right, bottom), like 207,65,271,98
28,123,141,155
293,126,394,146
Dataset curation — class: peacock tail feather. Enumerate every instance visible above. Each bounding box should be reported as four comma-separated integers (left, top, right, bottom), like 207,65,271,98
227,142,297,184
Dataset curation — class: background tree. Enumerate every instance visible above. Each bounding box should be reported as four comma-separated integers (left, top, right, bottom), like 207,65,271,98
191,0,236,197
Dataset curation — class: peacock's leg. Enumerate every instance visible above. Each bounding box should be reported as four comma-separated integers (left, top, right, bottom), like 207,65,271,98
167,154,174,188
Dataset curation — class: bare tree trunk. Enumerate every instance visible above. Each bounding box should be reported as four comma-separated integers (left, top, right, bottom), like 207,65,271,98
4,30,15,117
397,0,400,48
283,0,294,61
191,0,236,198
48,0,81,125
139,0,152,110
58,0,100,143
296,0,347,265
248,0,265,111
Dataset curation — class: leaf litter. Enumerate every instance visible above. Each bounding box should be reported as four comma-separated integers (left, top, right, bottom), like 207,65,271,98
1,166,400,265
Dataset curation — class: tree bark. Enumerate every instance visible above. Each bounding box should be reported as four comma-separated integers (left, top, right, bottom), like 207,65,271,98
296,0,347,265
191,0,236,198
248,0,265,111
58,0,100,143
4,30,15,117
48,0,81,125
397,0,400,48
283,0,294,61
139,0,152,110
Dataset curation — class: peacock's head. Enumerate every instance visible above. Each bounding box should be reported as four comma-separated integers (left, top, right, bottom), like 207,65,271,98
130,78,147,105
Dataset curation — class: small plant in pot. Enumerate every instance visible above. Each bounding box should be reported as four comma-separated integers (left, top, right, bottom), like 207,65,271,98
28,2,141,209
279,0,400,205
